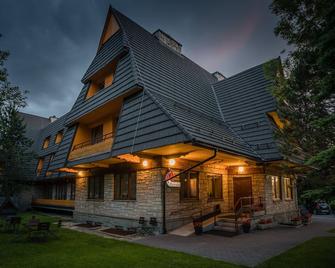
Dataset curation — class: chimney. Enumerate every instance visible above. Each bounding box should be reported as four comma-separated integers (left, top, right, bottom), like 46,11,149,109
49,115,58,123
212,71,226,81
153,29,182,54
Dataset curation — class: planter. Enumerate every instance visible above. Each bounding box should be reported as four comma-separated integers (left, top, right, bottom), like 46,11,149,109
242,224,251,233
193,220,203,235
257,223,273,230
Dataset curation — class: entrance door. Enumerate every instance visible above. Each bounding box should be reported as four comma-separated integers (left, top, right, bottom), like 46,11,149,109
233,177,252,207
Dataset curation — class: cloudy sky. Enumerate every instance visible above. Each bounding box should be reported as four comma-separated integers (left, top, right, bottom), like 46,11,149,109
0,0,288,118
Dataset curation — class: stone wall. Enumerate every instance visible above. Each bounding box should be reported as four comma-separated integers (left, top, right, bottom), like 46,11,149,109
264,174,298,222
165,162,229,231
74,168,163,230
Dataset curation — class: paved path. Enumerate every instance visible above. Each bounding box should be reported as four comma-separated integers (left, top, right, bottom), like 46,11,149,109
135,216,335,267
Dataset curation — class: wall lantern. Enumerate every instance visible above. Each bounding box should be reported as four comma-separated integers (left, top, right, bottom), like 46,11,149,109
168,158,176,166
78,171,85,177
238,166,245,173
142,159,149,167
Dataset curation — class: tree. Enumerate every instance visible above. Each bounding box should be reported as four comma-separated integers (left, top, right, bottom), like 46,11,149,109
268,1,335,190
0,36,33,199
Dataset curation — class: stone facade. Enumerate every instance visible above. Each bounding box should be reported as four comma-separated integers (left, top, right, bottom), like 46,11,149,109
72,161,299,233
74,169,163,230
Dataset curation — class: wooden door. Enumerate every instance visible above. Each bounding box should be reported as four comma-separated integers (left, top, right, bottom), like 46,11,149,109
233,177,252,207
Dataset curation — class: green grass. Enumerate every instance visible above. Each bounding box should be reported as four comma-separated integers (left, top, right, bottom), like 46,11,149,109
0,212,237,268
328,228,335,233
257,237,335,268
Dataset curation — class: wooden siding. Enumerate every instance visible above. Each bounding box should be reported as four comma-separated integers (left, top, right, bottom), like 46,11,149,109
111,91,188,156
32,199,74,208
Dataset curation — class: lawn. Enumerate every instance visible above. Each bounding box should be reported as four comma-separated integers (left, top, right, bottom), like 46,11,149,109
328,228,335,233
1,212,335,268
258,236,335,268
0,212,237,268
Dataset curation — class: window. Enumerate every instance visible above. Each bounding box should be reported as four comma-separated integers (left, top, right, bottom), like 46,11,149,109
284,177,293,200
99,13,120,47
271,176,281,200
91,125,103,144
43,184,53,199
70,180,76,200
55,182,67,200
36,158,44,176
114,172,136,200
88,176,104,199
180,172,199,200
55,130,63,144
207,174,223,200
42,136,50,149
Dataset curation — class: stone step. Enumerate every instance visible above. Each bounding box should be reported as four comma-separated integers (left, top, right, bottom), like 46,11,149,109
213,225,237,233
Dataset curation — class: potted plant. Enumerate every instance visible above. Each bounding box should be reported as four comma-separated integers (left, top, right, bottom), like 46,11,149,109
193,219,203,235
242,218,251,233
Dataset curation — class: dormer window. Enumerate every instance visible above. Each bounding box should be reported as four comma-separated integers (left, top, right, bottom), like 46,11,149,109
98,11,120,49
85,62,117,99
55,130,64,144
42,136,50,149
36,158,44,176
267,111,284,129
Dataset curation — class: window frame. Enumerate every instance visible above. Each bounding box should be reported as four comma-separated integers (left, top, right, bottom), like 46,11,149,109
55,130,64,144
42,136,51,149
207,174,223,200
271,176,282,201
180,171,199,201
36,158,44,176
87,176,104,200
283,177,293,200
114,172,137,201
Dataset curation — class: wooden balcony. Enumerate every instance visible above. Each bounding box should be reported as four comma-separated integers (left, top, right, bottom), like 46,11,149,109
68,132,114,161
32,199,74,209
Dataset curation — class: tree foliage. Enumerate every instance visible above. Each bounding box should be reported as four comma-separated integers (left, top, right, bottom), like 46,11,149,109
0,36,33,198
267,0,335,187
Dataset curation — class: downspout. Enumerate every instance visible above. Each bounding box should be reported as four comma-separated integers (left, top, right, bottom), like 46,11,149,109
162,149,217,234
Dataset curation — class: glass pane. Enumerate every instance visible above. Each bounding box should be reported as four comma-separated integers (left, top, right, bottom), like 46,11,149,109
207,178,213,198
129,173,136,200
214,177,222,199
120,174,129,200
189,178,197,197
114,174,120,199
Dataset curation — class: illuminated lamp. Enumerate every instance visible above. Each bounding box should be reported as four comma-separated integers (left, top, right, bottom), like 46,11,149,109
142,160,149,167
168,158,176,166
238,166,245,173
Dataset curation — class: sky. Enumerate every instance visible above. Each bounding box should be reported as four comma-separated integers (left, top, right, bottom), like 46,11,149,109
0,0,288,118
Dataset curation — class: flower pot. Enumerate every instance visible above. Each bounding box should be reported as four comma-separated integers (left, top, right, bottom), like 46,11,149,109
193,220,203,235
242,224,251,233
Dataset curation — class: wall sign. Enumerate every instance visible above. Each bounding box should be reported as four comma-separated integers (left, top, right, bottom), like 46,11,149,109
166,179,181,188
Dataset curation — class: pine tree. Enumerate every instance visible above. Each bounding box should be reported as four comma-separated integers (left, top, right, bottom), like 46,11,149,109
0,36,33,199
267,0,335,193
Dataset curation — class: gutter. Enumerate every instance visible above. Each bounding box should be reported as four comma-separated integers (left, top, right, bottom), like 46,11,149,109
162,149,217,234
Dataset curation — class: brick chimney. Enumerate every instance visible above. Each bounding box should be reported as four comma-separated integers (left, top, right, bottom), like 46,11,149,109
153,29,182,54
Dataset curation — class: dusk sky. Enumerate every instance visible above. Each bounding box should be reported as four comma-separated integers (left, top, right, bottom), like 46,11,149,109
0,0,288,118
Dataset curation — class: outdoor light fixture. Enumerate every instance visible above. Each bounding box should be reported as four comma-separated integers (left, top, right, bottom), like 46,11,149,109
78,171,85,177
168,158,176,166
238,166,245,173
142,160,149,167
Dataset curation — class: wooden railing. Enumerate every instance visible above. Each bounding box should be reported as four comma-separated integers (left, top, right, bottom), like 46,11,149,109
68,132,114,160
32,199,74,208
72,132,114,151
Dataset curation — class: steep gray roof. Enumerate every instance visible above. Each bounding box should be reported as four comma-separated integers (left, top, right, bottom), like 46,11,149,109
30,7,286,175
213,62,282,161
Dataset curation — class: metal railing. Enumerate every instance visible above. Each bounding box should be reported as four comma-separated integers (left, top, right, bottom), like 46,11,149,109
233,196,264,233
72,132,114,151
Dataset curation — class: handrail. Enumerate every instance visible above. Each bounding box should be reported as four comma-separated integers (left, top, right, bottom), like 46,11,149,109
72,132,114,151
233,196,264,233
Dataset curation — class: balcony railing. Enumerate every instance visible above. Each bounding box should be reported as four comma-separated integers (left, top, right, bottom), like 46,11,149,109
69,132,114,161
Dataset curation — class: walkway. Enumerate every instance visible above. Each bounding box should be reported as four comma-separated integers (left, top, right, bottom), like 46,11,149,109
135,216,335,267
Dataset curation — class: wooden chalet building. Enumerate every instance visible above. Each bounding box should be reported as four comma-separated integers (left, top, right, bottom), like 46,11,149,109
27,7,302,233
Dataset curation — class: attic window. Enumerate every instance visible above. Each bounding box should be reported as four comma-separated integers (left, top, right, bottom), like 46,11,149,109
42,136,50,149
85,62,117,99
36,158,44,176
267,111,284,129
55,130,64,144
99,13,120,48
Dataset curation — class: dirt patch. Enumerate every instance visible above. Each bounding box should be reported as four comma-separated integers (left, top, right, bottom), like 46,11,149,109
100,228,136,236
